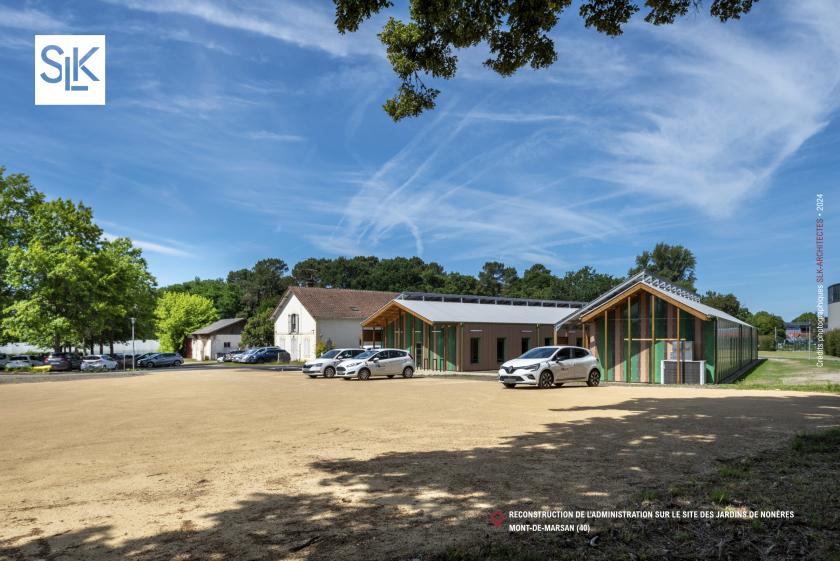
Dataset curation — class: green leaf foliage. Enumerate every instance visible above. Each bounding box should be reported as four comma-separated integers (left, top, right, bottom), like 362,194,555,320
154,292,219,353
332,0,759,120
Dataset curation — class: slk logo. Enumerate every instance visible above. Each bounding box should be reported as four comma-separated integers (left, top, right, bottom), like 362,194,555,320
35,35,106,105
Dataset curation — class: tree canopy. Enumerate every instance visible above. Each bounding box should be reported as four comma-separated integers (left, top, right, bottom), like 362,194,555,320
629,242,697,291
154,292,218,353
700,291,751,322
0,169,156,351
333,0,759,120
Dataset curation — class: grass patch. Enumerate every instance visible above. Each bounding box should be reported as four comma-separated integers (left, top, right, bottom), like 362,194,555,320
428,427,840,561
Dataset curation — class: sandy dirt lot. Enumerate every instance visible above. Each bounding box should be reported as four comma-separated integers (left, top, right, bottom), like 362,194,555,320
1,370,839,560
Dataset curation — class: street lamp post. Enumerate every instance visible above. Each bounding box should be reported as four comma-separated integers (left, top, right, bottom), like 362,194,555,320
130,317,136,371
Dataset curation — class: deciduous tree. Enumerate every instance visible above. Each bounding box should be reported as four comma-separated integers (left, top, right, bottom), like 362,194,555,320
154,292,218,353
333,0,759,120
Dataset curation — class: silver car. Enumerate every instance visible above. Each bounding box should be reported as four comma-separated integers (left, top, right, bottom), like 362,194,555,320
498,346,602,389
4,355,42,369
302,348,366,378
336,348,415,380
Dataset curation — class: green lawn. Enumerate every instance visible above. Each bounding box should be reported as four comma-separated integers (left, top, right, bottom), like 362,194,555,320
733,351,840,394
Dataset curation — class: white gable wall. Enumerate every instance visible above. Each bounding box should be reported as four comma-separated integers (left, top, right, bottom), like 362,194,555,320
317,319,364,351
274,294,317,361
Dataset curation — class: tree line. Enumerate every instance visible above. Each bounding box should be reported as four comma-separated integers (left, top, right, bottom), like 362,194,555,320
0,167,827,355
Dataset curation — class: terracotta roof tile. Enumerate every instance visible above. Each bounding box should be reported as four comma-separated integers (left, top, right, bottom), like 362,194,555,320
276,287,398,320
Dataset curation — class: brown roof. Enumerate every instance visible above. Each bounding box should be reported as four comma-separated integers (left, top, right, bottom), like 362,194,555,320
190,318,246,336
272,287,398,321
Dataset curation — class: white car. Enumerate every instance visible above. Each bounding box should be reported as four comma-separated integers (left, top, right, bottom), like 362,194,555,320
335,349,416,381
81,355,118,371
498,346,602,389
302,348,367,378
4,355,42,369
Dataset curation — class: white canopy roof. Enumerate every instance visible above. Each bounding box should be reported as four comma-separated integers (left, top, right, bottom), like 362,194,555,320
395,299,577,325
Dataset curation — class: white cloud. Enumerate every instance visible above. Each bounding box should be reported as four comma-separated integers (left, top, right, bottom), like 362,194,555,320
104,0,381,57
103,232,194,257
0,6,67,31
585,0,840,215
242,130,305,142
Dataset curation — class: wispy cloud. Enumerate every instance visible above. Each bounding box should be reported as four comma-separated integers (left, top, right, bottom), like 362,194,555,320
103,0,381,57
584,0,840,215
242,130,305,142
0,6,67,31
103,232,194,257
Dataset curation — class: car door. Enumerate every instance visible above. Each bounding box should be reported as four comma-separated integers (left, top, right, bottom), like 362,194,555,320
552,347,574,380
373,351,392,375
390,350,409,374
571,348,592,379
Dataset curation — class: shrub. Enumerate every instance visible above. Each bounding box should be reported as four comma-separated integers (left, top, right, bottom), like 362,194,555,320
758,334,776,351
825,329,840,358
315,340,332,357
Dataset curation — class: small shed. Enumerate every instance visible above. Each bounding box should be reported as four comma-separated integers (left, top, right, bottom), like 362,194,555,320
190,318,247,361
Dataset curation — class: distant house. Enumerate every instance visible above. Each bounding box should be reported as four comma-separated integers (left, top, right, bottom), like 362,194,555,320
271,287,398,361
189,318,247,361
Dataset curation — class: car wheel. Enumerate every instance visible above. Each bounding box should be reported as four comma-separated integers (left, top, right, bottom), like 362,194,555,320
538,370,554,389
173,360,182,367
358,369,371,381
144,363,153,368
587,369,601,387
503,383,516,389
324,366,336,378
402,367,414,378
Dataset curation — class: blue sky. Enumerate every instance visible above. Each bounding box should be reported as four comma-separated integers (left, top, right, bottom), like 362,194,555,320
0,0,837,320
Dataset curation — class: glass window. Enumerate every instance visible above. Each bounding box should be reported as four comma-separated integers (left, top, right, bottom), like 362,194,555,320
321,349,341,358
470,337,480,364
544,337,552,346
554,348,572,361
496,338,506,363
521,337,530,354
573,348,589,358
519,347,556,359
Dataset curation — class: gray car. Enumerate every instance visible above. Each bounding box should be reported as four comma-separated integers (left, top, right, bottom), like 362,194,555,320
335,348,415,380
302,348,366,378
498,346,602,389
138,352,183,368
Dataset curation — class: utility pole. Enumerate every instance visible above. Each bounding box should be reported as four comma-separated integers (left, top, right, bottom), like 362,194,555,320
130,317,136,371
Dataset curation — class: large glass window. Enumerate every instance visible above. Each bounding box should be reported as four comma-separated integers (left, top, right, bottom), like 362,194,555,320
520,337,530,354
470,338,480,364
830,284,840,304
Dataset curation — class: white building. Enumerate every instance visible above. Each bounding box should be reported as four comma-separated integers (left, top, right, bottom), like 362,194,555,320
829,283,840,332
272,287,397,361
189,318,246,361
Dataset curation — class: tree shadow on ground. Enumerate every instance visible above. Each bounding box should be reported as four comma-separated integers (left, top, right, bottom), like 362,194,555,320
2,392,839,561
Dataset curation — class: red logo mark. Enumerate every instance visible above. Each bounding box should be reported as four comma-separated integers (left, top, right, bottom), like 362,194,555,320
489,510,506,528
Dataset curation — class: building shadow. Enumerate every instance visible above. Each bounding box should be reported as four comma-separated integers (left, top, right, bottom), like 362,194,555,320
2,392,839,561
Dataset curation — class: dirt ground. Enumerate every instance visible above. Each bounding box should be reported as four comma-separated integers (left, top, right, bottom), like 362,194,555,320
1,370,839,561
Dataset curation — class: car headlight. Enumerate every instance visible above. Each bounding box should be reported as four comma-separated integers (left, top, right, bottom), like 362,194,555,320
522,363,540,371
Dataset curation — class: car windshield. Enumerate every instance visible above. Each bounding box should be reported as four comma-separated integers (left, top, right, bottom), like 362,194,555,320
354,350,378,360
320,350,341,358
11,356,26,360
519,347,557,359
83,356,100,360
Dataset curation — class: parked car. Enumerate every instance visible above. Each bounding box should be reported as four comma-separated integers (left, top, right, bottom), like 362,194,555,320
335,348,415,380
497,346,602,389
4,355,42,369
240,347,291,364
44,352,83,371
0,353,9,368
302,348,366,378
137,352,183,368
218,349,246,363
81,355,118,371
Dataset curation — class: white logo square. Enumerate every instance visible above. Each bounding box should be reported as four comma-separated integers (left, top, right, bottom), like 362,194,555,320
35,35,106,105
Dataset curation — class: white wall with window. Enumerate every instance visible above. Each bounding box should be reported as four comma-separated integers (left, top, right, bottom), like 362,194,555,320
273,293,317,361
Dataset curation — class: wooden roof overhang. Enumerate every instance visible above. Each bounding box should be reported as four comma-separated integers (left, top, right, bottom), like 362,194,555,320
361,300,433,328
579,284,711,324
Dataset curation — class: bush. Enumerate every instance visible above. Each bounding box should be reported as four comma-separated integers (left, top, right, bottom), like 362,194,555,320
825,329,840,358
315,340,332,357
758,334,776,351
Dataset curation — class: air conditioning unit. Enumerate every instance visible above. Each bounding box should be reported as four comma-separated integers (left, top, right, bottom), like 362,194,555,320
661,360,706,384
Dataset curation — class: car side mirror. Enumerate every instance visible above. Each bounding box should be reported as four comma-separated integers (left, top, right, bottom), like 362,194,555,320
372,358,379,363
